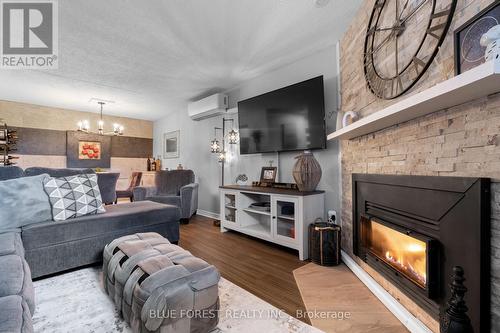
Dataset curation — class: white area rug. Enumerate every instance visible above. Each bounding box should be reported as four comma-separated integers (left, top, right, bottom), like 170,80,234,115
33,267,323,333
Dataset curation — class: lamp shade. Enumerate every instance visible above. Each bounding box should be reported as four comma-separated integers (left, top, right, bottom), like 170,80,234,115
211,139,221,153
228,129,239,144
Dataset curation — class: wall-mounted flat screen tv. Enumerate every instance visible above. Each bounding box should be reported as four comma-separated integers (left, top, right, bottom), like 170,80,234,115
238,76,326,155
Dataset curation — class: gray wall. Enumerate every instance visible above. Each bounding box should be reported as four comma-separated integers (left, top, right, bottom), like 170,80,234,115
153,45,340,217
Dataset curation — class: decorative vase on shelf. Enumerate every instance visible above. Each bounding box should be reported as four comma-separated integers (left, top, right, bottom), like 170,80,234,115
292,150,322,192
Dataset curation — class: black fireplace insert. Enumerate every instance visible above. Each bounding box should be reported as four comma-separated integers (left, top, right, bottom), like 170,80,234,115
352,174,490,333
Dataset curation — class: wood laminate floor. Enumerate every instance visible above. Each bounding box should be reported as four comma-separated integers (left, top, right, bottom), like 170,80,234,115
178,214,310,323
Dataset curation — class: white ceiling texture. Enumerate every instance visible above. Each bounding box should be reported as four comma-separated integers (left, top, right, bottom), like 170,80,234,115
0,0,362,121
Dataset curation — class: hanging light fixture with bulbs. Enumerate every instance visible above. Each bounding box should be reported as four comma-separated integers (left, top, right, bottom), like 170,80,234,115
210,118,239,156
77,102,124,136
210,127,222,153
210,118,239,185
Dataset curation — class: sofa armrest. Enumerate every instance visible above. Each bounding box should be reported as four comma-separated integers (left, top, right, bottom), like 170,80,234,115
133,186,157,201
180,183,199,219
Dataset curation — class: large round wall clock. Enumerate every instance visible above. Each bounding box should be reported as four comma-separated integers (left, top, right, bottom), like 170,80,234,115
363,0,457,99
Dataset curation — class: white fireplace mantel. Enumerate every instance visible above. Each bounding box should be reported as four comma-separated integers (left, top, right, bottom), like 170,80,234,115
328,58,500,141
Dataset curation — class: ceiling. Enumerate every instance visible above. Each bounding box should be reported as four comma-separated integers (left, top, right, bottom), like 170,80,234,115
0,0,362,121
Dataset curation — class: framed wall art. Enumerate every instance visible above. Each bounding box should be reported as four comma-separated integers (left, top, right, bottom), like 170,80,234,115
454,2,500,75
78,141,101,160
66,131,111,168
163,130,180,159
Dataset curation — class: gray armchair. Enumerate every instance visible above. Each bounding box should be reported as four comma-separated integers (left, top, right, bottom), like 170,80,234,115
133,170,198,224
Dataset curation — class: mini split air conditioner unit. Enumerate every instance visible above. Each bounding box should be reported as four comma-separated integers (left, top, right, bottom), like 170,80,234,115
188,93,228,120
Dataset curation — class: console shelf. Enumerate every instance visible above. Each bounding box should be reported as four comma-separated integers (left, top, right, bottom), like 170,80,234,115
220,185,324,260
242,208,271,216
328,59,500,140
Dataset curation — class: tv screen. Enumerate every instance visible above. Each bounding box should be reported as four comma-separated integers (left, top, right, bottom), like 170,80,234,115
238,76,326,155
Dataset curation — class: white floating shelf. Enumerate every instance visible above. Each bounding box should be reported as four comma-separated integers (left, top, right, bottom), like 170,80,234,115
328,59,500,141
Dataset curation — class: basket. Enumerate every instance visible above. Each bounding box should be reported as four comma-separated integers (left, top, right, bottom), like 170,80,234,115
308,221,341,266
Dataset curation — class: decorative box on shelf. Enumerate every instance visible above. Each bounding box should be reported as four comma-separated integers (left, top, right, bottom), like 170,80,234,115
219,185,325,260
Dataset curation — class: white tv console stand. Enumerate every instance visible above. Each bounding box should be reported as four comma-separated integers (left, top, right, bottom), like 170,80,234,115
219,185,325,260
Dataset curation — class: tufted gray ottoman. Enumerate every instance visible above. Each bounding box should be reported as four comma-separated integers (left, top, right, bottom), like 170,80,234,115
103,232,220,333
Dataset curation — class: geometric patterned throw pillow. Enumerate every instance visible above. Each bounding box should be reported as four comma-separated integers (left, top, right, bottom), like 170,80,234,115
43,173,106,221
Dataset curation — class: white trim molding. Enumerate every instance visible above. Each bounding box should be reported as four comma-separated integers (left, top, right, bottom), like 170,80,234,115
341,251,433,333
196,209,220,220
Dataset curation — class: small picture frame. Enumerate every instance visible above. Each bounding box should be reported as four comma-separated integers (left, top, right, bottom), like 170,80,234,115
260,167,277,184
163,130,180,159
454,2,500,75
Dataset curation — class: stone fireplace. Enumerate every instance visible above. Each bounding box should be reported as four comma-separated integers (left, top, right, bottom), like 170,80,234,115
338,1,500,332
352,174,490,332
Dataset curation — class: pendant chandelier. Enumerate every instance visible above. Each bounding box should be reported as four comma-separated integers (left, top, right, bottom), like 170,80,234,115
77,102,124,136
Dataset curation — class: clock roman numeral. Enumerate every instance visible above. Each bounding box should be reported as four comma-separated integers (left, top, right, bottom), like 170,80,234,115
392,77,404,96
431,9,451,19
374,77,386,97
363,44,376,67
427,22,446,39
413,57,426,76
365,65,383,96
365,65,377,83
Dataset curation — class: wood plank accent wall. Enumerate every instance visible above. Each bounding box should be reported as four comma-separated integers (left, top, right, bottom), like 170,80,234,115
111,136,154,158
13,127,67,155
12,126,152,158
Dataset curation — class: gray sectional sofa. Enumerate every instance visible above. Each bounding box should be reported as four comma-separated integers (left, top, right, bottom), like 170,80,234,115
0,233,34,332
0,166,182,332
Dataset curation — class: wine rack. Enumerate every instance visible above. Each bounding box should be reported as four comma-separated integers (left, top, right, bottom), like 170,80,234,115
0,122,18,166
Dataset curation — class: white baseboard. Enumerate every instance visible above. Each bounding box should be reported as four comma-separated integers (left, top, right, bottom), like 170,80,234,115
341,251,433,333
196,209,220,220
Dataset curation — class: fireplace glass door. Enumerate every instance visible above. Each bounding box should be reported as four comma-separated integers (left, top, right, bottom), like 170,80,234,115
364,218,428,289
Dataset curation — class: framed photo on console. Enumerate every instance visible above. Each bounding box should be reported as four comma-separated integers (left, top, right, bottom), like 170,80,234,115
260,167,277,184
454,2,500,75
